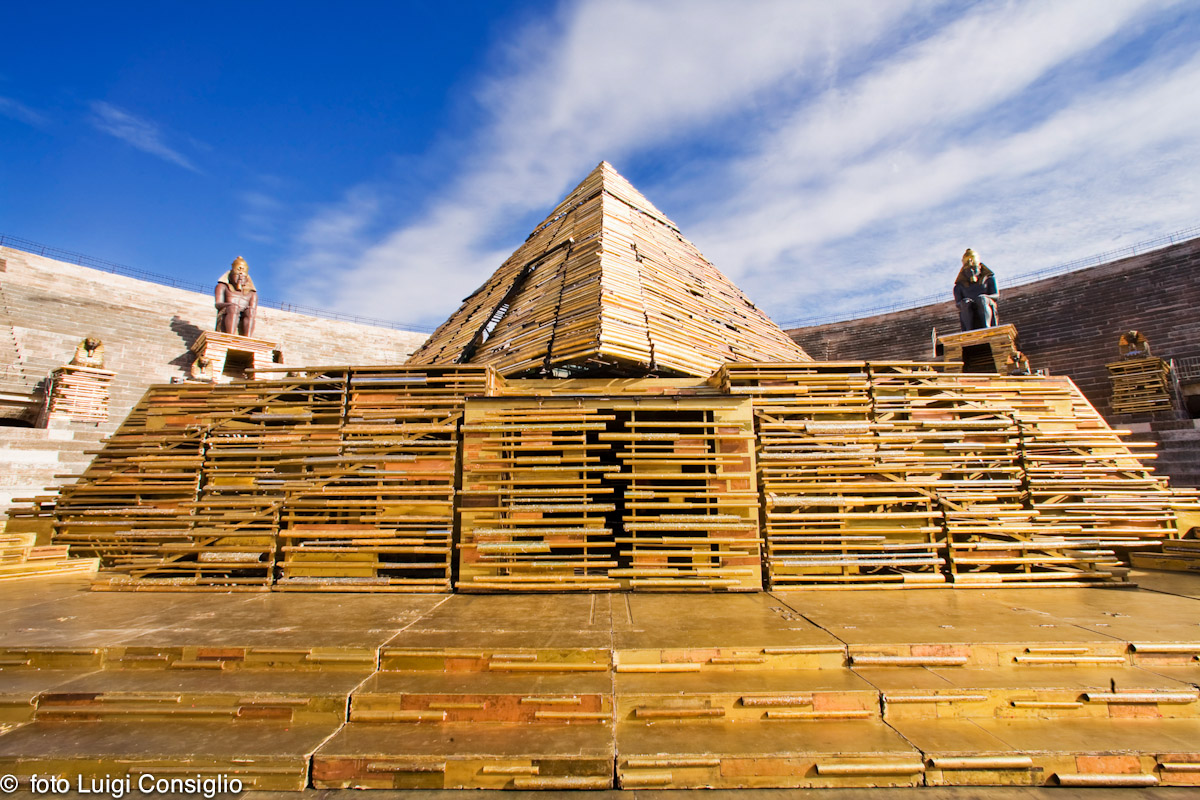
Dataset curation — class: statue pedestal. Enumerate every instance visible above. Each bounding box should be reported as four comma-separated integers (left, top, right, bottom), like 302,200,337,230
1107,356,1174,415
46,365,117,423
938,324,1018,374
191,331,279,382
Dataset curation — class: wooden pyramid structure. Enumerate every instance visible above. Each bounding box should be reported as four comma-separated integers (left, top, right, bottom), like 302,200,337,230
406,161,809,377
5,163,1194,594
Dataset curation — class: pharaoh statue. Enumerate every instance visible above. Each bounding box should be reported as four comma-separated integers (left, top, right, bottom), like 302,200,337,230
69,336,106,368
214,256,258,337
953,248,998,332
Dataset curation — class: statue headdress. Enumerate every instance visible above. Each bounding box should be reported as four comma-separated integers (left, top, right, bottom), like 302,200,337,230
218,256,256,292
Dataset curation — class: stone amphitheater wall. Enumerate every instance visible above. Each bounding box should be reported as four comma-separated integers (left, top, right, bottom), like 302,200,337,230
787,236,1200,487
0,246,428,513
0,246,428,424
788,236,1200,418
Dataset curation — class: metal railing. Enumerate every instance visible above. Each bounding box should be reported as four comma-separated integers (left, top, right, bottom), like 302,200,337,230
0,234,436,333
782,225,1200,329
1174,355,1200,383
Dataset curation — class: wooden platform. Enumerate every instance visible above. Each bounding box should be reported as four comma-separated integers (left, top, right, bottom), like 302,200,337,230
1108,357,1175,415
1134,538,1200,573
46,364,116,423
938,325,1018,374
1,576,1200,790
190,330,280,382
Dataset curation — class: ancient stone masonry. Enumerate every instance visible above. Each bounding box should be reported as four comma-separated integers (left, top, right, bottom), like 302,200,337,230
0,245,430,519
0,245,430,431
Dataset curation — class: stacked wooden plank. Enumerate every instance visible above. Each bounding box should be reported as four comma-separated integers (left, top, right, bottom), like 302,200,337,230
48,388,211,587
1132,538,1200,572
1019,381,1178,555
458,395,761,591
937,324,1018,374
721,362,946,589
458,399,618,591
873,370,1125,587
718,362,1180,589
406,169,602,375
606,398,760,590
601,177,806,372
0,527,98,581
273,368,489,591
1107,357,1174,414
33,365,495,591
188,380,340,589
868,367,1026,586
46,365,117,423
14,357,1187,593
407,161,808,378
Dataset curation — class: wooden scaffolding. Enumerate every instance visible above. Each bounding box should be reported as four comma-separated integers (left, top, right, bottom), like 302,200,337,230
458,394,760,591
1106,356,1175,414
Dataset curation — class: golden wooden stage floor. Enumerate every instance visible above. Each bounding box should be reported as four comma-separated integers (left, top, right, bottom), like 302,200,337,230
0,570,1198,793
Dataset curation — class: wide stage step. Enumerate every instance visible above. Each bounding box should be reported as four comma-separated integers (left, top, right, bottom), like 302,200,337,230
1,577,1200,790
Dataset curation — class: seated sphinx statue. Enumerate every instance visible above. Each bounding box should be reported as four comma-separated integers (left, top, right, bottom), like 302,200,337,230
69,337,106,368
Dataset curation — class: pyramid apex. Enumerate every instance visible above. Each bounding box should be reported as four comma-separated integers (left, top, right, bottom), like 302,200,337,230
593,160,627,179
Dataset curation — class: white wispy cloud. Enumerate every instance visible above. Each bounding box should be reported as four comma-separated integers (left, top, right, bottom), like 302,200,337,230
695,0,1198,322
238,188,286,245
291,0,939,322
88,101,200,172
0,96,48,127
290,0,1198,331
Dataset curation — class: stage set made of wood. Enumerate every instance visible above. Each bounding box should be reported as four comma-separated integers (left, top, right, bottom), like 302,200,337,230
3,162,1200,791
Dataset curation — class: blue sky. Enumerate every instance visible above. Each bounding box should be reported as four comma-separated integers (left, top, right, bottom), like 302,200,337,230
3,1,1199,331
